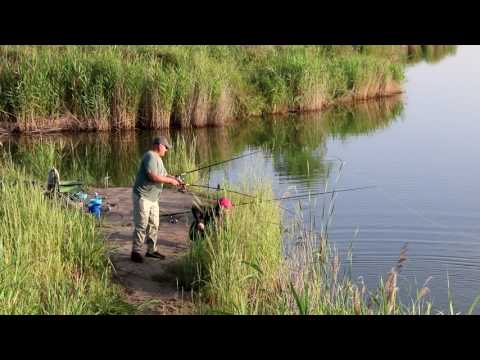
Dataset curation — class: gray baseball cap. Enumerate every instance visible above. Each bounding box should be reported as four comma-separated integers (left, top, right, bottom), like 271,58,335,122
153,136,172,149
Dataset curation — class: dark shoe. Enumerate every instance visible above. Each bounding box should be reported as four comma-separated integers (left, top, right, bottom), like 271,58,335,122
131,251,144,263
145,251,166,260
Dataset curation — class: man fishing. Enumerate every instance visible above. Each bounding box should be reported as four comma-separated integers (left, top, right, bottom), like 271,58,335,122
131,136,184,263
189,196,234,241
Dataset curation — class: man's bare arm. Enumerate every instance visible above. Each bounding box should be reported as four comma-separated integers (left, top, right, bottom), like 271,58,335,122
148,172,181,186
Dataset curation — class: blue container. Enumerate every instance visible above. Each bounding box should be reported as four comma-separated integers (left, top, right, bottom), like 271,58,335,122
88,204,102,219
88,194,103,219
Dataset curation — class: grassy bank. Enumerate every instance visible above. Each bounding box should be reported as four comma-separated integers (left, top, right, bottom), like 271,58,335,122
0,134,203,314
172,181,285,314
0,45,410,132
174,179,478,315
2,134,478,314
0,157,131,314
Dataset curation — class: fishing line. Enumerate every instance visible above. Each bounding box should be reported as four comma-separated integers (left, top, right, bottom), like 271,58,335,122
188,183,298,216
178,149,263,176
235,185,376,206
186,184,256,198
335,165,480,244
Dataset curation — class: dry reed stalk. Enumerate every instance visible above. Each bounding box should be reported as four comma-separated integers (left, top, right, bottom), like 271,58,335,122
383,80,403,96
111,86,136,130
136,90,150,129
191,86,209,127
138,90,172,129
150,95,168,129
298,86,326,111
154,108,172,129
329,252,340,302
384,245,408,314
395,244,408,273
418,287,430,300
335,90,355,105
111,86,123,130
93,112,110,131
385,269,398,314
208,87,233,126
270,102,289,115
352,286,362,315
173,93,195,128
369,78,382,98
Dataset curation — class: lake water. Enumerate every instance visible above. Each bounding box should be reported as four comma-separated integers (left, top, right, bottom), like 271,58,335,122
4,45,479,313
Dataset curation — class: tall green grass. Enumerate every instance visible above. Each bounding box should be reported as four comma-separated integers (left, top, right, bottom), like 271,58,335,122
172,181,284,314
173,176,475,315
0,133,202,314
0,45,418,131
0,158,131,314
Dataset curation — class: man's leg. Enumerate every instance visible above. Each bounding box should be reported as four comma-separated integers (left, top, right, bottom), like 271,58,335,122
132,193,149,255
146,200,160,254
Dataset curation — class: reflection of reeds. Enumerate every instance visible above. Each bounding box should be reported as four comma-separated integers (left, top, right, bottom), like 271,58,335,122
7,131,200,188
406,45,457,64
324,94,404,139
6,93,404,189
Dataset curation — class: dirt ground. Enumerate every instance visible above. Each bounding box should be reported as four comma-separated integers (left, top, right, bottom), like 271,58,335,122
93,187,197,315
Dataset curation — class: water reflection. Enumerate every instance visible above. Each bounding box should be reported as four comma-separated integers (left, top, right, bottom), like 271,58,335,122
406,45,457,64
5,95,404,189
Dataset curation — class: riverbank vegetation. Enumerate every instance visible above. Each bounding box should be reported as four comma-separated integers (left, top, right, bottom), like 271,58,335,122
2,134,477,314
0,133,205,314
0,156,131,314
173,179,477,315
0,45,412,132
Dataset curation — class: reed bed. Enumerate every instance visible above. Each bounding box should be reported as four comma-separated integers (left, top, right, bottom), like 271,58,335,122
173,175,477,315
0,158,131,314
0,133,202,314
0,45,432,132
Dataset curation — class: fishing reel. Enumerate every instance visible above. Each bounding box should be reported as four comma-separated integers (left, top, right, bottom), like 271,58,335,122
175,175,187,193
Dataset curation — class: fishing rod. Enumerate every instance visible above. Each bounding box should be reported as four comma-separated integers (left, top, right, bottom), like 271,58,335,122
160,209,192,218
177,150,262,177
159,185,254,219
236,185,376,206
186,184,256,198
160,185,375,218
184,183,297,215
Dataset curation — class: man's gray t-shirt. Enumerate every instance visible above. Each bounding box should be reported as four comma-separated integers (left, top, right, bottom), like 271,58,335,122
133,151,167,201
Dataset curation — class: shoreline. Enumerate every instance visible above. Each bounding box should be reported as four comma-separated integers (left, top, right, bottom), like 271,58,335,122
96,186,196,314
0,45,411,134
0,91,403,135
